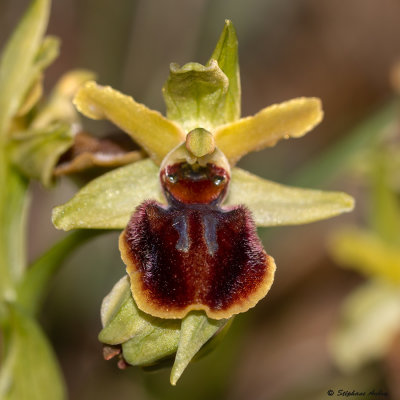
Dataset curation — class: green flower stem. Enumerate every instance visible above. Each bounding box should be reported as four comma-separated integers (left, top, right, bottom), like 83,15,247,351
289,99,399,188
0,0,51,302
17,229,102,316
0,167,29,302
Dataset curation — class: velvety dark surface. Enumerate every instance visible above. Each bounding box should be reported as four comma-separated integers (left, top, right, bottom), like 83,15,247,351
123,200,269,315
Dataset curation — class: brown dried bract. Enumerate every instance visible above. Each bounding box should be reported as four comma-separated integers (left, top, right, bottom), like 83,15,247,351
54,131,146,176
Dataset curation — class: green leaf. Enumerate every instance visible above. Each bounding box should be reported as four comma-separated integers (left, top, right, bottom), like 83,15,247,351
17,230,100,316
0,307,66,400
74,81,185,164
0,0,50,138
214,97,323,165
330,281,400,373
162,60,229,132
329,228,400,284
209,19,241,123
170,311,227,385
52,158,163,230
225,167,354,226
9,124,74,187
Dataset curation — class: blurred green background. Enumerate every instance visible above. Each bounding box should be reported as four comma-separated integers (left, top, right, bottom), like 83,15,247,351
2,0,400,399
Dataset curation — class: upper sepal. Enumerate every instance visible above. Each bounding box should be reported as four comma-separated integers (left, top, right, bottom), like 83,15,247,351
162,60,229,132
162,20,240,132
209,19,241,123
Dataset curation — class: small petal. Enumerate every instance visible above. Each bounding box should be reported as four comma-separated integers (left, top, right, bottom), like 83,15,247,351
214,97,323,164
330,281,400,372
225,168,354,226
170,311,227,385
74,81,185,164
52,158,163,230
329,229,400,284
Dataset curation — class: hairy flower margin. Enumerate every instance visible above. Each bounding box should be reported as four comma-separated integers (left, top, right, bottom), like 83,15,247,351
52,20,354,384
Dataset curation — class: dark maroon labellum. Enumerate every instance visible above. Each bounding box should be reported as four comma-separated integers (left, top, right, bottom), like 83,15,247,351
120,162,275,319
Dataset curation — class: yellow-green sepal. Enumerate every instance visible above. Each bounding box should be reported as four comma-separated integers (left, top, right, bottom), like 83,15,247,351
225,167,354,226
52,158,163,230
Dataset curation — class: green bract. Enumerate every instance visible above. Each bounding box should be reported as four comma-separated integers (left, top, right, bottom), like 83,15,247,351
100,277,228,385
52,20,354,384
9,69,96,187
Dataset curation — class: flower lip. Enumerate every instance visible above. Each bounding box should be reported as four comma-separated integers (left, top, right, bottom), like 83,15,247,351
160,162,230,206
